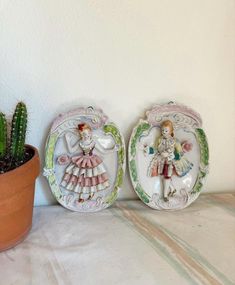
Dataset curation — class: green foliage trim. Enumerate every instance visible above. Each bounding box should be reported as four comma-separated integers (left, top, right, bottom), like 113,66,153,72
129,159,137,182
129,121,151,203
45,132,62,200
45,133,57,169
195,128,209,166
130,122,150,157
103,123,125,205
191,128,209,194
135,184,150,204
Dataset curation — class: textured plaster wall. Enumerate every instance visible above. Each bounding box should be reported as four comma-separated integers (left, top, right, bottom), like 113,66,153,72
0,0,234,205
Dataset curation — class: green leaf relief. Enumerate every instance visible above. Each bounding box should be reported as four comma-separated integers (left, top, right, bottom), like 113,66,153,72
104,123,125,205
46,133,58,169
136,184,150,203
131,122,150,157
196,128,209,166
130,159,137,182
191,129,209,194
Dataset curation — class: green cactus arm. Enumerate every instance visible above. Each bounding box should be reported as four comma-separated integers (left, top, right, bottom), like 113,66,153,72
0,112,7,159
10,102,28,162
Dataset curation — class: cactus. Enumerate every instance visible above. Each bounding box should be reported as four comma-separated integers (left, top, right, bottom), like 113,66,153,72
0,102,29,173
0,113,7,159
10,102,27,162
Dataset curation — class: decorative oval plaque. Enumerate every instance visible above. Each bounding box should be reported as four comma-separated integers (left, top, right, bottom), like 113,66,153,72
128,102,209,210
44,106,125,212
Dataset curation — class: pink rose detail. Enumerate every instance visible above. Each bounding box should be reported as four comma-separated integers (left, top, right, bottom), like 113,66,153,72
182,141,193,152
57,154,70,165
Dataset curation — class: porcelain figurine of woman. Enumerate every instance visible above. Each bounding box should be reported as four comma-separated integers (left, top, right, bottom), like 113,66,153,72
146,120,193,202
58,123,114,203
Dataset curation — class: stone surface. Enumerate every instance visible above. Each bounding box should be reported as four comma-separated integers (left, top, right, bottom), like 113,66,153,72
0,193,234,285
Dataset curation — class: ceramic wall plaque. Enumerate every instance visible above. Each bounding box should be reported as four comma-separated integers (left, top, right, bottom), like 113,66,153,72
128,102,209,210
44,106,125,212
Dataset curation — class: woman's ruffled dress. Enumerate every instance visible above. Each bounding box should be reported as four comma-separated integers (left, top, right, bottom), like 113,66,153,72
61,140,109,198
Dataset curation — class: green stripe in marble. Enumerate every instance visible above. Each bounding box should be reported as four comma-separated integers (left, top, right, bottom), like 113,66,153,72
115,201,227,285
159,225,235,285
203,194,235,217
111,206,199,285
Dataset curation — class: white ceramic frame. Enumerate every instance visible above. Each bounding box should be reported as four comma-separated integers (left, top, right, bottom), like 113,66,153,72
128,102,209,210
44,106,126,212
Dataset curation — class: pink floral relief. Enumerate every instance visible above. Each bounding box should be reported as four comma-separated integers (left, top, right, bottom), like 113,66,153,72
182,141,193,153
57,154,71,165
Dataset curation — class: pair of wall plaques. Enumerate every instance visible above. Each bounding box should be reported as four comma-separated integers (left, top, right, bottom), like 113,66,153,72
44,102,209,212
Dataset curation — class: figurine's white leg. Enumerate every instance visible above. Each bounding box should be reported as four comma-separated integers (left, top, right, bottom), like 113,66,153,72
168,164,173,177
163,178,171,201
169,184,176,197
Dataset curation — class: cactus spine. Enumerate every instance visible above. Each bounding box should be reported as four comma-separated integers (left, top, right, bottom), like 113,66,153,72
10,102,27,162
0,113,7,159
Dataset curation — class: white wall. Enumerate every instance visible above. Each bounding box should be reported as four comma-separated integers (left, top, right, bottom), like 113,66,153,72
0,0,234,206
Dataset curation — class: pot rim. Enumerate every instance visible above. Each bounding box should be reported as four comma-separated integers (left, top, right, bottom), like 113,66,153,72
0,144,39,177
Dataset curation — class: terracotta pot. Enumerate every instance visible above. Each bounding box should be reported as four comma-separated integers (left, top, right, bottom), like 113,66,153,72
0,145,40,251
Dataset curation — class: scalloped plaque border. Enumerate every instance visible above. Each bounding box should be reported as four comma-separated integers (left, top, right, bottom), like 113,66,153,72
44,107,126,212
128,103,209,210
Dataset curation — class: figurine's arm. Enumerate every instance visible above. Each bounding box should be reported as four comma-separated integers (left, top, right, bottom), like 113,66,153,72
64,132,80,153
144,145,155,155
174,141,184,160
139,143,156,156
140,137,162,156
95,140,119,154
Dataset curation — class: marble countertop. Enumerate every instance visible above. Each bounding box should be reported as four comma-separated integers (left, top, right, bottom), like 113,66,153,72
0,193,234,285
